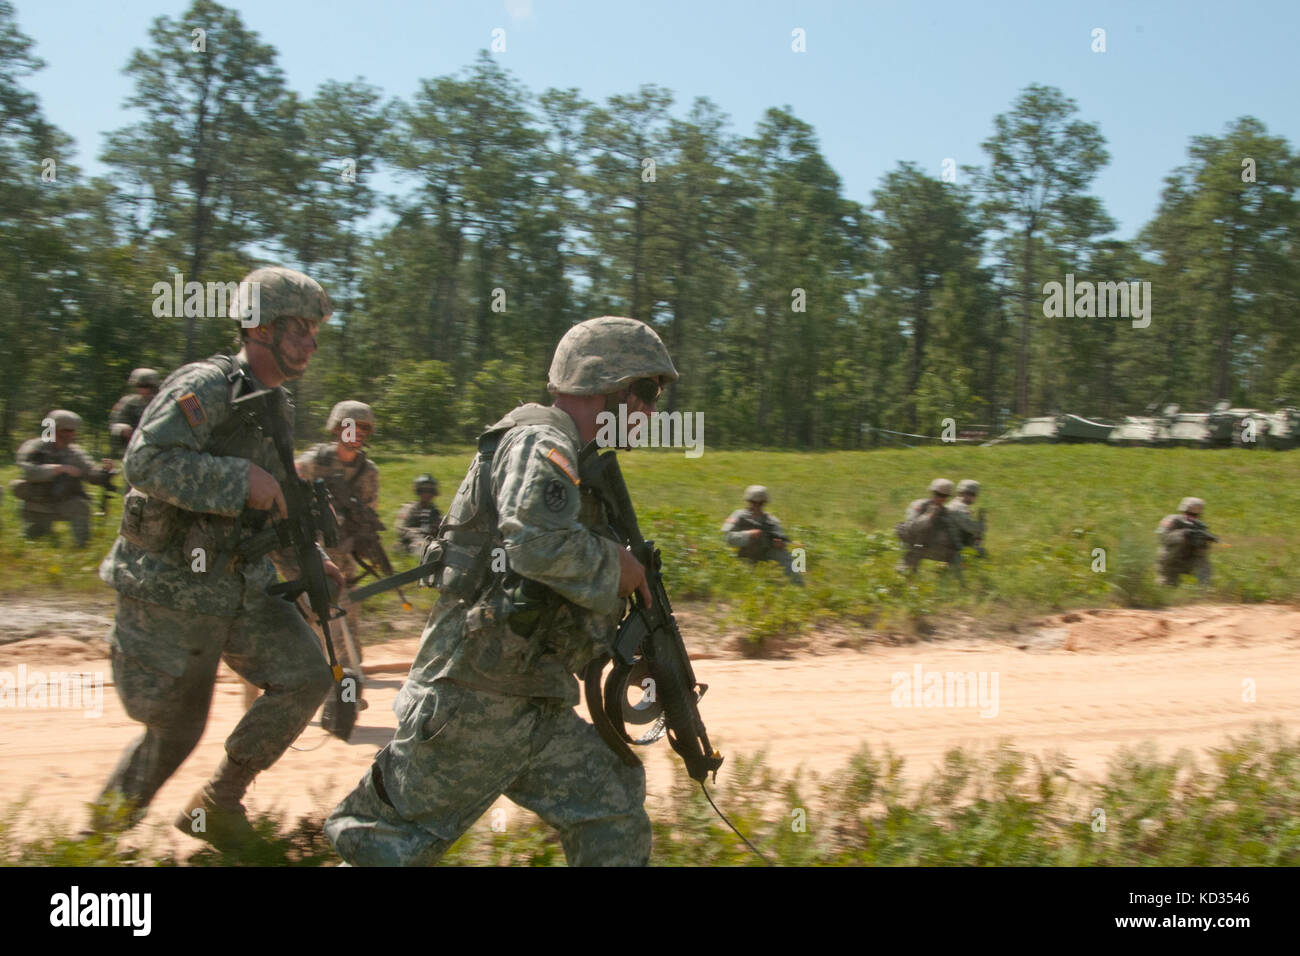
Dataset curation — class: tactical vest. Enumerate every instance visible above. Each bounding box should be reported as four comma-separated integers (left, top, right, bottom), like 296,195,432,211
432,405,575,604
117,353,277,559
310,444,369,535
12,444,85,504
729,510,779,560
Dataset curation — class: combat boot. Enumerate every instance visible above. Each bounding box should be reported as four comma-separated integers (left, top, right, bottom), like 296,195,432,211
173,783,261,851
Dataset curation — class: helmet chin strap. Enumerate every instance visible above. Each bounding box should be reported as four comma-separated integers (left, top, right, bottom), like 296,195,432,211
247,323,300,379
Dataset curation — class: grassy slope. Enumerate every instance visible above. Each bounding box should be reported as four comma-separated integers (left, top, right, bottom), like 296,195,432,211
1,445,1296,639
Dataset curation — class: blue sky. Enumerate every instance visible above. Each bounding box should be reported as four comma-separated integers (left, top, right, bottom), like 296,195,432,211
13,0,1298,239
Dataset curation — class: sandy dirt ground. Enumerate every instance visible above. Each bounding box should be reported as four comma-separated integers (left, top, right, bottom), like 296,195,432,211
1,600,1298,856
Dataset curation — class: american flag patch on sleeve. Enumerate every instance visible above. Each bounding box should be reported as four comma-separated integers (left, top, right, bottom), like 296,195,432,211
177,392,206,428
544,447,580,485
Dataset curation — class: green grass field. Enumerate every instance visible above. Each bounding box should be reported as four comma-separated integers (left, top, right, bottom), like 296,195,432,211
3,444,1295,642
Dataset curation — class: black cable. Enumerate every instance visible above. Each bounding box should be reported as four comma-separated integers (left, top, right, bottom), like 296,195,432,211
700,782,775,866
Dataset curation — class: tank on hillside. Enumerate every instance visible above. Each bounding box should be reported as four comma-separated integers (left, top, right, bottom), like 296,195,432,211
986,414,1114,445
1243,406,1300,449
1108,405,1176,446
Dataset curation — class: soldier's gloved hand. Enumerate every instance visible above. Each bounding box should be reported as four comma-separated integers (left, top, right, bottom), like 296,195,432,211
747,529,764,543
247,463,287,518
57,464,83,477
617,546,652,607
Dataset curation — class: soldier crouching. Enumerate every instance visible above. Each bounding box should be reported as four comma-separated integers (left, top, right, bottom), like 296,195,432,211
1156,497,1215,586
896,478,964,573
12,410,115,547
721,485,802,583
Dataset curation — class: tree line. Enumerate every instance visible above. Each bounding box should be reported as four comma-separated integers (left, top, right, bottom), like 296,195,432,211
2,0,1297,452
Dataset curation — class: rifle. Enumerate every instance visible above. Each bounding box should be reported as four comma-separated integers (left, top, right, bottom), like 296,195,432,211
91,432,119,518
1185,519,1219,544
230,388,347,686
336,497,413,611
578,441,723,784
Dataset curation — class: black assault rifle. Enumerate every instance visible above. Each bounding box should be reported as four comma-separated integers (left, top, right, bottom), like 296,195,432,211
578,442,723,784
230,388,346,685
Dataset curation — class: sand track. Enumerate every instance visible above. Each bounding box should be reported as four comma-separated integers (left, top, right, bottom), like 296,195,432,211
1,602,1297,854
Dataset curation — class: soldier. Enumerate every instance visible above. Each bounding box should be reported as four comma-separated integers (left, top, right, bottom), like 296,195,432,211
896,478,963,572
948,479,986,557
721,486,802,583
12,411,115,546
325,315,674,866
93,266,344,849
395,474,442,556
109,368,161,459
288,400,379,725
1156,497,1215,586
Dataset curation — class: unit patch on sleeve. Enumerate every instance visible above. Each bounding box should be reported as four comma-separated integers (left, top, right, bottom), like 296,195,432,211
544,447,580,485
543,477,569,512
177,393,206,428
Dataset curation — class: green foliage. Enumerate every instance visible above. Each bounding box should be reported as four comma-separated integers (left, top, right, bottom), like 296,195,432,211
7,729,1297,866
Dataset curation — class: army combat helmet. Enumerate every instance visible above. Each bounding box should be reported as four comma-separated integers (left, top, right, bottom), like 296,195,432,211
326,400,374,432
547,316,679,396
47,409,83,432
744,485,769,503
1178,497,1205,515
128,368,160,388
929,478,955,496
414,473,438,495
227,266,332,378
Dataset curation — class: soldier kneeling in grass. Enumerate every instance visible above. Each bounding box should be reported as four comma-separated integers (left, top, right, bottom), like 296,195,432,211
896,478,966,575
722,485,802,584
1156,497,1216,586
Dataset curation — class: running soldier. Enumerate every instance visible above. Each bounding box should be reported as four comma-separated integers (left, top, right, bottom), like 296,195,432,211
93,267,344,849
395,474,442,556
288,400,379,729
326,315,675,866
109,368,161,459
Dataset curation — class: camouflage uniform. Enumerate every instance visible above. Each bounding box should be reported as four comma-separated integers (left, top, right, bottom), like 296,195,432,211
947,480,985,554
395,500,443,556
295,441,379,664
1156,501,1213,586
721,507,799,579
109,393,151,459
13,436,103,546
896,480,962,571
96,353,333,821
325,408,650,867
